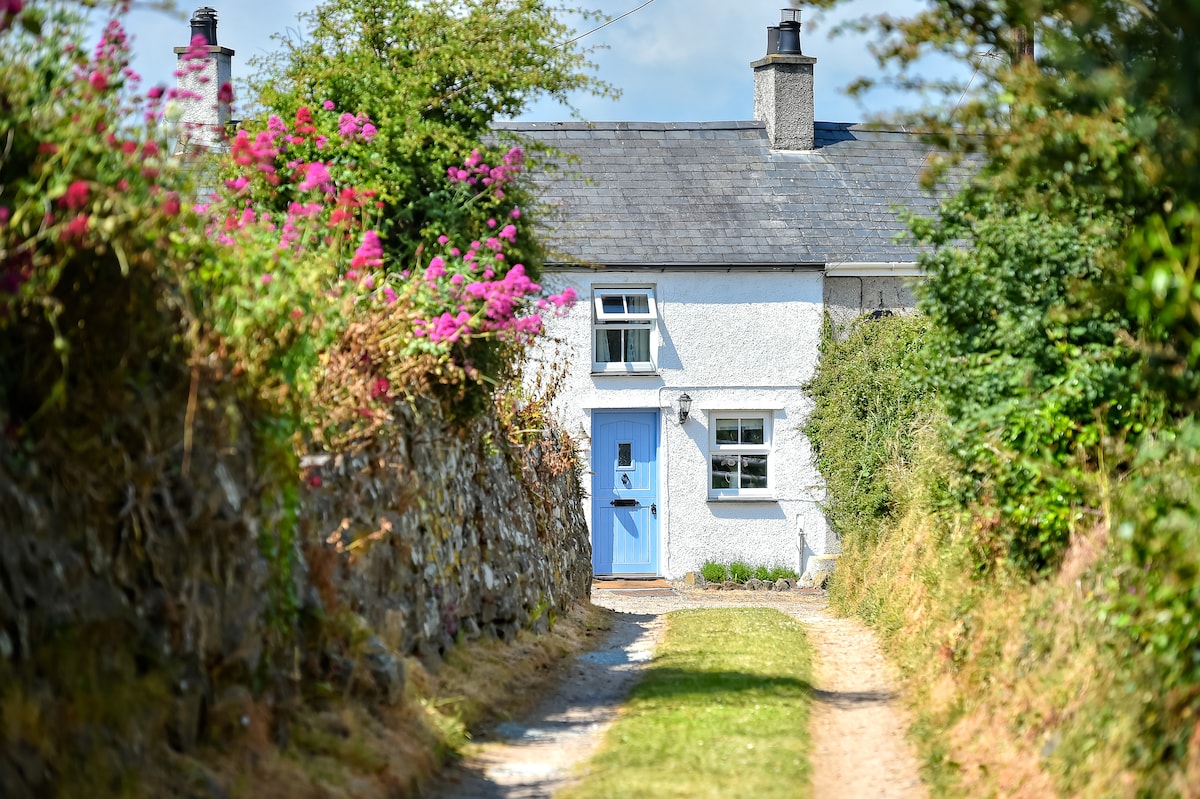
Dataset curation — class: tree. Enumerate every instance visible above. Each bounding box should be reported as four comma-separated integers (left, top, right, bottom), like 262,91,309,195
808,0,1200,572
246,0,614,271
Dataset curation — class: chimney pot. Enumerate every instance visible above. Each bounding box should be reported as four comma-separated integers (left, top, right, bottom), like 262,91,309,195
766,26,780,56
190,7,218,46
778,8,802,54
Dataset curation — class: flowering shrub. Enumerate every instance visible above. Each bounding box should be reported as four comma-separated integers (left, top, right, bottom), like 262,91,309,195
200,101,574,438
0,10,202,428
1,3,573,447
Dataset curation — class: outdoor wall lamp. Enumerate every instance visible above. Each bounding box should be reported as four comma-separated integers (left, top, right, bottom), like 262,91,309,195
677,393,693,424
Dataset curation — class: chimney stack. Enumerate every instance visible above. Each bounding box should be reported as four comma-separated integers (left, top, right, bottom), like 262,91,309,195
751,8,817,151
173,7,234,153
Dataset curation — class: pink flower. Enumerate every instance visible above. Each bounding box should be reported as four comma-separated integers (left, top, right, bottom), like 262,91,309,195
88,71,109,92
297,161,332,192
64,214,89,241
486,218,497,229
361,123,377,141
59,180,90,211
323,100,335,111
510,207,522,219
499,224,517,242
338,113,358,138
382,286,397,304
425,256,447,281
184,34,208,61
261,273,274,286
437,235,449,245
351,230,384,269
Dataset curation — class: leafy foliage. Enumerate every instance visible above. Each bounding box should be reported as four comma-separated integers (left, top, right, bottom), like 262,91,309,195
805,0,1200,792
699,560,729,584
697,560,797,585
246,0,614,270
803,314,932,545
913,187,1156,573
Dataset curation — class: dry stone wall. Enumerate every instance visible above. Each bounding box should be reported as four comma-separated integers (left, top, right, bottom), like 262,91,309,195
0,377,591,796
300,400,592,661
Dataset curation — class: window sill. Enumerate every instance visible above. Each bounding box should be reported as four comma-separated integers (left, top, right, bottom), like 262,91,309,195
591,370,660,377
707,495,778,504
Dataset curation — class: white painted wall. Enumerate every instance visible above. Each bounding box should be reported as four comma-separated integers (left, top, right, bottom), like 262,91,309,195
530,268,835,579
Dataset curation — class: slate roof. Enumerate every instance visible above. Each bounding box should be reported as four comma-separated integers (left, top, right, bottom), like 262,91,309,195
494,120,960,268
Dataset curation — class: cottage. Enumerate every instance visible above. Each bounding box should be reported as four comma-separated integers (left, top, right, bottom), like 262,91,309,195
170,6,942,584
508,10,943,582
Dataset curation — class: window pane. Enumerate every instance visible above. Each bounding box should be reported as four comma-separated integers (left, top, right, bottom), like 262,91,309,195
625,329,650,362
601,295,624,314
711,456,736,489
715,419,739,444
625,294,649,314
596,329,621,362
617,442,632,468
741,418,764,445
740,455,768,489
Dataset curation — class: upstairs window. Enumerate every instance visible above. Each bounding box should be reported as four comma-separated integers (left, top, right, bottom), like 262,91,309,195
593,287,657,373
709,413,773,499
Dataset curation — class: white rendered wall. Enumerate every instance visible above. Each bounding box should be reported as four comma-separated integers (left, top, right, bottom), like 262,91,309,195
532,268,834,579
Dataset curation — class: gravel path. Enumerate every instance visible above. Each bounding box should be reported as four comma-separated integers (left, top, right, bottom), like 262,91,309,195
425,587,927,799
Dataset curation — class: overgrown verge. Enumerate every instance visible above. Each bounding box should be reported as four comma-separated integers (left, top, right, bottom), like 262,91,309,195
805,0,1200,791
805,315,1200,798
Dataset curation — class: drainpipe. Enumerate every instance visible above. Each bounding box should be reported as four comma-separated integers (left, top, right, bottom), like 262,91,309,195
797,517,807,577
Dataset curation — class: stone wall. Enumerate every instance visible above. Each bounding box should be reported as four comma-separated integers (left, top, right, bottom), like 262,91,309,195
824,275,920,336
0,372,591,795
300,400,592,662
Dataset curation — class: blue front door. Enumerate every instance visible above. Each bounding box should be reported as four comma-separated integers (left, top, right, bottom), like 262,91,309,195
592,411,660,575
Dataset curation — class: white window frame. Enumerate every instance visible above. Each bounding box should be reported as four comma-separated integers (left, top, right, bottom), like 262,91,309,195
591,286,658,374
708,412,774,499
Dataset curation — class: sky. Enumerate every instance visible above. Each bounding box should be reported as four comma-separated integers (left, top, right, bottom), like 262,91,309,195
109,0,968,125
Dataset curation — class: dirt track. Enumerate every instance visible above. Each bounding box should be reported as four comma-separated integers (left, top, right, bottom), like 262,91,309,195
426,587,926,799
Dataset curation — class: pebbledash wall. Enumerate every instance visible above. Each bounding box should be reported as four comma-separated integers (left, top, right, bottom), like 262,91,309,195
539,267,835,579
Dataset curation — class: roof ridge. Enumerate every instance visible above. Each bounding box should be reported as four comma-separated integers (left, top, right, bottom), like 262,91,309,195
493,120,764,131
494,119,925,135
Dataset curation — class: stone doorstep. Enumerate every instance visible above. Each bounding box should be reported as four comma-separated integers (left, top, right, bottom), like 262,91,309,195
591,578,672,590
595,588,677,597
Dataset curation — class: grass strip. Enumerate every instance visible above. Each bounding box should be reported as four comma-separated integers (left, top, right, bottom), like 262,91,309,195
561,607,814,799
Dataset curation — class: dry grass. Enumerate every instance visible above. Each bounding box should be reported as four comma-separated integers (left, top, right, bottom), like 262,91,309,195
136,602,614,798
830,452,1196,799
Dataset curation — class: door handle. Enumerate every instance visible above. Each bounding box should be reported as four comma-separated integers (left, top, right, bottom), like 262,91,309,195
650,503,657,516
610,498,639,507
